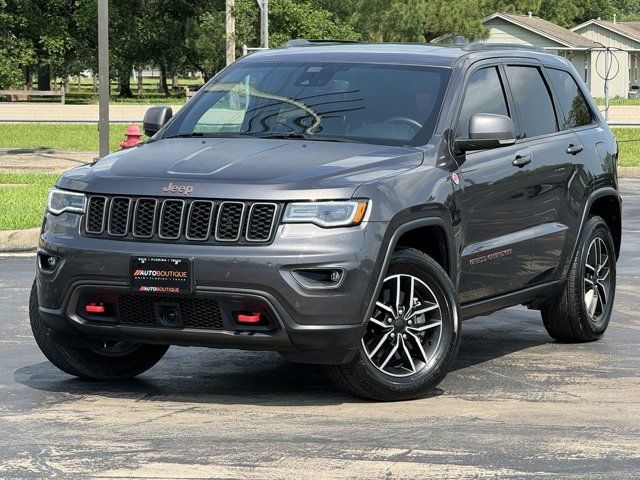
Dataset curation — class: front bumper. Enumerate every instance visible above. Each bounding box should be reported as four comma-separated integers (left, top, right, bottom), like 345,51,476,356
37,212,388,364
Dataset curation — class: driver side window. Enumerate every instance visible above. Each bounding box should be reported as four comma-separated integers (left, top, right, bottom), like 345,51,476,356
457,67,510,139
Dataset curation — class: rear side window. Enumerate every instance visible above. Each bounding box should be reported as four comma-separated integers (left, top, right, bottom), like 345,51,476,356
506,66,558,138
456,67,509,139
547,69,594,129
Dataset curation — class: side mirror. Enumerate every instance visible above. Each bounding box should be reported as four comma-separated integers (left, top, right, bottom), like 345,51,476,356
455,113,516,153
143,106,173,137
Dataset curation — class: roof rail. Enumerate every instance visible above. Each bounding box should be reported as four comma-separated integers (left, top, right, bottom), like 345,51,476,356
283,39,365,48
462,42,546,53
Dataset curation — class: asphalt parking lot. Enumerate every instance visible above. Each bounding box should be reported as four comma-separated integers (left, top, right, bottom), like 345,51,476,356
1,180,639,479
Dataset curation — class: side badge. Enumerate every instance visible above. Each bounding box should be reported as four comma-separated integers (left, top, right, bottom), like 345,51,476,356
452,172,460,185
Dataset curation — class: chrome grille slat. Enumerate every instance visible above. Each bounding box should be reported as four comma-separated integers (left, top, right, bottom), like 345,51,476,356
85,196,107,234
186,200,215,241
159,199,186,240
107,197,132,237
215,202,245,242
84,195,277,244
132,198,158,238
247,203,278,242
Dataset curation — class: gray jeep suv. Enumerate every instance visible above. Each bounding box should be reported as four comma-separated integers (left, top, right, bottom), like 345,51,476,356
31,42,620,401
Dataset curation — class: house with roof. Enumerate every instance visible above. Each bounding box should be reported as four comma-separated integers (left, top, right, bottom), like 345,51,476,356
432,12,635,98
571,18,640,98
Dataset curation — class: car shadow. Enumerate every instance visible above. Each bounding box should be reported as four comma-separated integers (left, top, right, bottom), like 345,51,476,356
14,308,550,406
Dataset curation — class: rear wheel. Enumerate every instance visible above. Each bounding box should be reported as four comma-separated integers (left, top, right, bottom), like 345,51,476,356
30,280,169,380
541,216,616,342
325,248,460,401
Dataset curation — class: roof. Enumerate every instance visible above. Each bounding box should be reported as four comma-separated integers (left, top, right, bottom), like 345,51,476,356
484,12,600,49
240,42,566,69
242,43,466,67
571,19,640,45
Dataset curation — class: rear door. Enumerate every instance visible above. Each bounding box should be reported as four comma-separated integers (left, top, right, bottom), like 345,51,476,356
503,63,581,282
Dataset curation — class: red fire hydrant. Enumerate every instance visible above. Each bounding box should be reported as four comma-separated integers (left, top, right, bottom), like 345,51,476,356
119,124,143,149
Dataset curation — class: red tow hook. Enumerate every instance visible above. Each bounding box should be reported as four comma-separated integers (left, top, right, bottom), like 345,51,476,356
236,312,262,324
85,302,106,314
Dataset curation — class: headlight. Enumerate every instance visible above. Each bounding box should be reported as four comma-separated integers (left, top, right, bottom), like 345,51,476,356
283,200,369,227
47,188,86,215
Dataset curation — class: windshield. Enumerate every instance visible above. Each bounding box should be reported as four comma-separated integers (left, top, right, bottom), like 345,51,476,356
163,61,451,147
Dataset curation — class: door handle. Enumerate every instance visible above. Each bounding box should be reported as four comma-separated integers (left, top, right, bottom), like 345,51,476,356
566,144,584,155
513,154,531,168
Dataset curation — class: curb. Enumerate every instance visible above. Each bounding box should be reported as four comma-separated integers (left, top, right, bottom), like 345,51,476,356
0,228,39,252
619,166,640,178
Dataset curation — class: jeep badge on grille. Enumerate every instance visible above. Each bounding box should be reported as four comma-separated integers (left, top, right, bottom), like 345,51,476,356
162,182,194,195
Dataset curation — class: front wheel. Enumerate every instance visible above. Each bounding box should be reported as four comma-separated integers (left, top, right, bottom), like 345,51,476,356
30,280,169,380
325,248,461,401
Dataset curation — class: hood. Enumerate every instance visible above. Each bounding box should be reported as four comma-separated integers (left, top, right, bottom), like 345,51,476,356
57,137,423,201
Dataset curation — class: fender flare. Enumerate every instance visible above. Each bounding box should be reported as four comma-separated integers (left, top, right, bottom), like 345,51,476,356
360,217,457,331
566,187,622,274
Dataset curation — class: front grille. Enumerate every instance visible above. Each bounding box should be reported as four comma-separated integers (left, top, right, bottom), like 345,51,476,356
86,196,107,234
247,203,277,242
215,202,245,241
132,199,157,238
159,200,185,240
84,195,279,245
117,294,224,329
107,197,131,236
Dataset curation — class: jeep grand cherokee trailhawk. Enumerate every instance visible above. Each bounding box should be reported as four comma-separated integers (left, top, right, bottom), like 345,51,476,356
30,41,620,401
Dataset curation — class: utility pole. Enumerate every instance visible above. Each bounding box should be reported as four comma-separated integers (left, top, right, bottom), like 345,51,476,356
259,0,269,49
604,47,610,123
226,0,236,66
97,0,109,158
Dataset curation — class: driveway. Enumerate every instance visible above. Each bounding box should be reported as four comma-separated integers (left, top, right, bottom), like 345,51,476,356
1,180,639,479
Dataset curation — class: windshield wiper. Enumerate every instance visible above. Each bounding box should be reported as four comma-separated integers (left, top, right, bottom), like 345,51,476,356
255,133,365,144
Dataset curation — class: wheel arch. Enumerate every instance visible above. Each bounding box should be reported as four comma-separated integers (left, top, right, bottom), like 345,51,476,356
361,216,458,331
588,192,621,259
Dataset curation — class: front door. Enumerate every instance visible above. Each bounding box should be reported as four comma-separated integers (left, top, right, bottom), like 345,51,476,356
453,64,542,303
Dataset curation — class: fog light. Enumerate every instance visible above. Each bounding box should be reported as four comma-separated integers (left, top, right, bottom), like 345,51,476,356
38,253,62,273
291,268,345,289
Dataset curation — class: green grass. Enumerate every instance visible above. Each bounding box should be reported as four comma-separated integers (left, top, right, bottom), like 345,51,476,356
0,123,146,152
594,98,640,106
613,127,640,167
0,123,638,166
0,173,58,230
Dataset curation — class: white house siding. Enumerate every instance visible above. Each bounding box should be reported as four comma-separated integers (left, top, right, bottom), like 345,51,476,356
483,18,568,48
588,49,630,98
575,24,640,50
574,23,640,97
559,51,591,86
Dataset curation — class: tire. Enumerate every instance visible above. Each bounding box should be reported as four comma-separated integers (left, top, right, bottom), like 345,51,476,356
541,215,616,342
325,247,461,401
29,280,169,380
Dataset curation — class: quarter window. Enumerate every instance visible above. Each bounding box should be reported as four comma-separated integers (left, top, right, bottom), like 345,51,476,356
457,67,510,139
505,66,558,138
547,69,594,129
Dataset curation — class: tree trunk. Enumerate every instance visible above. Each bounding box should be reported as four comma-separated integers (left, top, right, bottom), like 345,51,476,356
117,66,133,98
92,74,98,92
23,66,32,90
172,73,180,93
63,76,70,94
137,67,143,94
37,67,51,91
159,64,171,97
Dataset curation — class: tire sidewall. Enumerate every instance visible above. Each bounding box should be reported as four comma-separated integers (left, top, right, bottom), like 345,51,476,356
575,217,616,336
